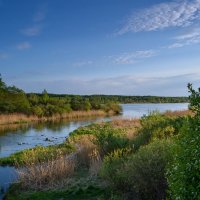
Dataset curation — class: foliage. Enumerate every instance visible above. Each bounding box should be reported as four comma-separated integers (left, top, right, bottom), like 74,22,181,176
167,84,200,199
0,75,188,118
100,148,132,191
188,83,200,115
102,101,122,114
0,143,75,166
69,124,130,156
93,125,130,156
101,140,173,200
132,112,188,151
5,184,108,200
0,76,122,117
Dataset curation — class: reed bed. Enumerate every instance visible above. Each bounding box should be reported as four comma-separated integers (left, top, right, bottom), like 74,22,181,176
17,156,76,190
163,109,193,117
0,110,106,125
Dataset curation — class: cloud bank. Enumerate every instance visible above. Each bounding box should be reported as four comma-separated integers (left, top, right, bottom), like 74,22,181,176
117,0,200,34
12,73,199,96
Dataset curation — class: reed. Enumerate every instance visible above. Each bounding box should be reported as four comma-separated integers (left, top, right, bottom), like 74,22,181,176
163,109,193,117
17,156,76,190
0,110,106,125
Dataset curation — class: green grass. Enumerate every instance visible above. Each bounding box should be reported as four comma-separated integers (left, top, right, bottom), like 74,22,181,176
0,143,75,166
5,184,107,200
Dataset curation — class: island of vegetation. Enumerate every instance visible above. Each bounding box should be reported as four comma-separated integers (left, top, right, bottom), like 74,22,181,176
0,75,188,125
0,83,199,200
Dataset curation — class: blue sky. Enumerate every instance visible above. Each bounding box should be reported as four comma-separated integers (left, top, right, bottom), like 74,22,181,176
0,0,200,96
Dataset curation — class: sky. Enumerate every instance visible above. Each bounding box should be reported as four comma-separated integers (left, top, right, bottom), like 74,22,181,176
0,0,200,96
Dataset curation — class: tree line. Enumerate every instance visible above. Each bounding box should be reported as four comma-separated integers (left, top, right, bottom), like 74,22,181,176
0,75,188,117
0,76,121,116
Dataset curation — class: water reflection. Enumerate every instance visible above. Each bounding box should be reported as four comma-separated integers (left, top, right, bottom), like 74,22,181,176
0,117,110,158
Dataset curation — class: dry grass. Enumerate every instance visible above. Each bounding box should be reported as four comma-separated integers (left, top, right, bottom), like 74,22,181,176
0,114,38,125
110,118,141,128
163,109,194,117
89,149,102,177
0,110,106,125
108,119,141,140
17,156,76,190
69,134,97,168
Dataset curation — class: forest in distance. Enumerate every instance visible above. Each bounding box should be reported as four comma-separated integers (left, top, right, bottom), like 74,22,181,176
0,75,188,117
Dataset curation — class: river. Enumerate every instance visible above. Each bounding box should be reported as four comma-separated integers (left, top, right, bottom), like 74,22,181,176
0,103,188,199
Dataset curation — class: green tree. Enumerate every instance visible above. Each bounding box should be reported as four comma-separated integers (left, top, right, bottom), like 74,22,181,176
167,84,200,199
83,99,91,111
41,89,49,104
0,74,6,90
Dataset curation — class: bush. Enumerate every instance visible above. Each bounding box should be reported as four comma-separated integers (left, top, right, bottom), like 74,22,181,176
102,101,122,114
101,140,173,200
132,112,188,151
32,106,44,117
167,84,200,199
93,125,130,156
167,116,200,199
100,148,132,191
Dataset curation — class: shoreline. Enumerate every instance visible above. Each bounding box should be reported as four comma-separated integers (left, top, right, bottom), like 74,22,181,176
0,110,109,126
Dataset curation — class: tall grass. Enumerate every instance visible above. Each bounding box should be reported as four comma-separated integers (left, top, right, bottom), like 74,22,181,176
164,109,193,117
0,110,106,125
18,156,76,190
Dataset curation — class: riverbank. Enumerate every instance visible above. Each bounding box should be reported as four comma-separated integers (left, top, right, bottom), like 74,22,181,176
0,110,110,125
1,109,194,200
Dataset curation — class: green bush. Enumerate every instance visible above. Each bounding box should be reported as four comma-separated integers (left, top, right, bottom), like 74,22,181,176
101,140,173,200
32,106,44,117
102,101,122,114
167,117,200,199
167,84,200,199
100,148,132,191
93,125,130,156
132,112,188,151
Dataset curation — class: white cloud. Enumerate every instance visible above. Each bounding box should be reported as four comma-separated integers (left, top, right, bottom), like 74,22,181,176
73,61,93,67
117,0,200,35
21,25,41,36
17,42,31,50
113,50,157,64
168,27,200,48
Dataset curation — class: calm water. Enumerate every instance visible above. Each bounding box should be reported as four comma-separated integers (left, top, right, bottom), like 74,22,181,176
0,103,188,199
121,103,189,118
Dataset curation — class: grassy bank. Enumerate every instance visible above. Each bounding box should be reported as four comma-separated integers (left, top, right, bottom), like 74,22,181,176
0,110,108,125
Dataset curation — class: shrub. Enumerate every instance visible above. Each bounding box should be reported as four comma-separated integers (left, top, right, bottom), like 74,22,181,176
167,117,200,199
102,101,122,114
101,140,173,200
167,84,200,199
32,105,44,117
132,112,188,151
100,148,132,191
93,125,130,156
